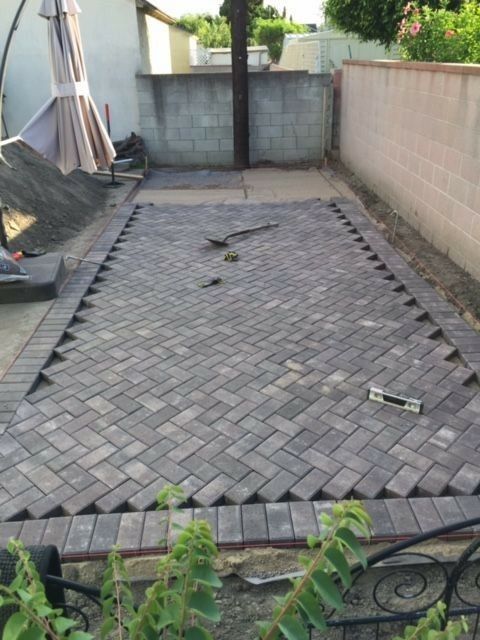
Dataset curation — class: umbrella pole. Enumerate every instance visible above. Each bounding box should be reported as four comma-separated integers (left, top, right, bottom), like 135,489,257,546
103,103,122,189
0,0,30,168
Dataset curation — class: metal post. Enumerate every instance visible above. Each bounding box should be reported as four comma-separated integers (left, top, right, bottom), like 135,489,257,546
103,103,122,188
0,0,30,167
231,0,250,169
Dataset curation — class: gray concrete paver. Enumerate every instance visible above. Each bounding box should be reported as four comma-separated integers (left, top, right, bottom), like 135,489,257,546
0,197,480,523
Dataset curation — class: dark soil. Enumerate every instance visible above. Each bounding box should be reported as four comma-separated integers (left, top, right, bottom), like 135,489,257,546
330,161,480,330
0,143,109,253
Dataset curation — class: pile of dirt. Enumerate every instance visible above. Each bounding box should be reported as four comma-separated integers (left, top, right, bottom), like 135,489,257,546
0,143,109,252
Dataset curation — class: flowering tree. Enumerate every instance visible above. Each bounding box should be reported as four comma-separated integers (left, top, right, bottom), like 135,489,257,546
324,0,462,46
398,1,480,63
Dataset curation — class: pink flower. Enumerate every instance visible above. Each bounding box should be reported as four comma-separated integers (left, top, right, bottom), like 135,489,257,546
410,21,422,36
445,29,456,38
404,2,414,15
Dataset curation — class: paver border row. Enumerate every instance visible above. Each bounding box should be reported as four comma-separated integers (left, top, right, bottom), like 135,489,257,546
1,496,479,561
0,203,138,434
336,198,480,374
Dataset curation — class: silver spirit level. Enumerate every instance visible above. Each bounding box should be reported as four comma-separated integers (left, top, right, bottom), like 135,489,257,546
368,387,423,414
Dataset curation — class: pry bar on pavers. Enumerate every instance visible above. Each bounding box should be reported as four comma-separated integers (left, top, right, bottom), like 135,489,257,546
368,387,423,414
206,222,279,247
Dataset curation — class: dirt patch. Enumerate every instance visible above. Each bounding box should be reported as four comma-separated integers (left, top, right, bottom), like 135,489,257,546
329,161,480,331
0,143,114,253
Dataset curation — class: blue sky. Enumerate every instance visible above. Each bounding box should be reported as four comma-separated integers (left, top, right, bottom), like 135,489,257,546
157,1,324,23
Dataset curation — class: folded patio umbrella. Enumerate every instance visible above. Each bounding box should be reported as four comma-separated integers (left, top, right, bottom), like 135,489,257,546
19,0,115,175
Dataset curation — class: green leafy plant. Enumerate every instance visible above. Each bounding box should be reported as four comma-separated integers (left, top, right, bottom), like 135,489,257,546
324,0,462,46
398,1,480,62
0,540,89,640
219,0,280,40
177,14,232,48
0,490,469,640
393,602,468,640
252,18,308,62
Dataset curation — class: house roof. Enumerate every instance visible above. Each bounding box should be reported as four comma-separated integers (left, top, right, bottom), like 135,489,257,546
135,0,176,25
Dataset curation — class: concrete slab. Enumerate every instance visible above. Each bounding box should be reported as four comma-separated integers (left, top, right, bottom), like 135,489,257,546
0,254,67,305
243,168,339,201
133,189,247,205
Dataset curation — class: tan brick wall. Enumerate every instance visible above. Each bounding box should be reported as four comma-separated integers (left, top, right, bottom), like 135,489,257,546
340,60,480,281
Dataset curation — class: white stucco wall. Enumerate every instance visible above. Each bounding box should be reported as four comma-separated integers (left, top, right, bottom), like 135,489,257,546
1,0,142,140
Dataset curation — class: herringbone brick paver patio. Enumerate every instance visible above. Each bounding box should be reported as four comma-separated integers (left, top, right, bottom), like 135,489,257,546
1,199,480,521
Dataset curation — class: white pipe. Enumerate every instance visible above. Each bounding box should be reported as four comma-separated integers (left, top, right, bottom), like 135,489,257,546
0,135,20,147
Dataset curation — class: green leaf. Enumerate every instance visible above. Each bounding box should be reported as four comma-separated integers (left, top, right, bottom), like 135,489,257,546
16,590,33,604
256,620,272,638
278,614,308,640
100,617,115,640
311,571,344,610
69,632,95,640
188,591,221,622
335,527,367,568
185,625,213,640
17,627,45,640
33,605,52,618
297,592,327,630
53,616,77,634
307,535,318,549
3,612,28,640
191,563,222,588
325,547,352,588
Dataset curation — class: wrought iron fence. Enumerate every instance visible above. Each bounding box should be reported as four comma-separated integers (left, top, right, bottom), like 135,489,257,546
322,516,480,639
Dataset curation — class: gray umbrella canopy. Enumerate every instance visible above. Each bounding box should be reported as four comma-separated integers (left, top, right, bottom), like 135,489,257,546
19,0,115,175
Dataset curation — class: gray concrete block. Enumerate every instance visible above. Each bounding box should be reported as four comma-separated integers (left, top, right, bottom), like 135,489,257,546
165,128,180,141
308,125,323,138
206,151,234,165
167,140,194,152
218,114,233,127
205,127,233,140
297,87,324,99
251,138,271,151
271,137,297,151
180,128,207,141
296,112,322,125
206,102,231,114
283,149,310,162
271,113,296,126
135,77,151,92
283,125,309,138
139,116,158,129
195,139,220,152
220,139,234,151
251,114,271,127
253,101,283,114
139,103,155,117
257,125,283,139
192,115,219,128
295,136,322,150
180,151,208,165
164,115,193,129
284,99,315,114
252,150,285,164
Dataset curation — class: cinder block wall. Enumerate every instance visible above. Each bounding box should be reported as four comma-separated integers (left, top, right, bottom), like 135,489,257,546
136,71,332,167
341,60,480,281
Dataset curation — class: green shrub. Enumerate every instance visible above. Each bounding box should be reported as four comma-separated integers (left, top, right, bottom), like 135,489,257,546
252,18,308,62
398,1,480,62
